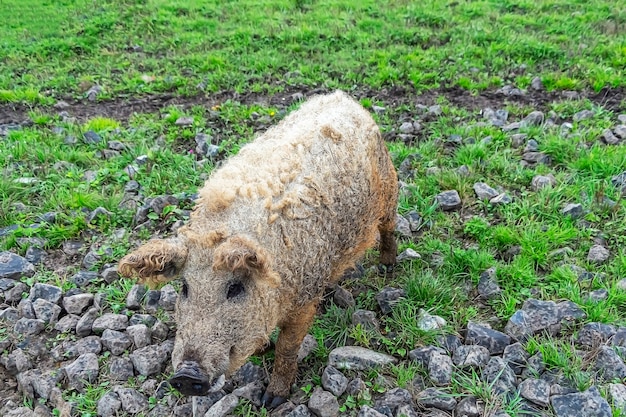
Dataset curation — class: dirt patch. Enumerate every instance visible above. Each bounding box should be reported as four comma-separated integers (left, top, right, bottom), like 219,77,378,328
1,86,624,125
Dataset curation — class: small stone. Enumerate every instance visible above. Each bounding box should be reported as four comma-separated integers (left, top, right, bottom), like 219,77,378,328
4,282,29,303
482,357,517,394
593,345,626,381
518,378,550,407
522,111,544,127
409,346,446,368
375,287,406,314
503,343,529,375
357,405,385,417
455,396,482,417
143,289,161,314
395,214,412,238
109,357,134,381
587,244,609,263
436,190,462,211
561,203,586,219
69,271,98,287
232,381,264,407
352,309,380,332
417,388,456,411
600,129,620,145
174,116,194,126
405,211,422,232
308,388,339,417
126,324,152,349
551,386,611,417
587,288,609,302
452,345,490,369
572,109,595,122
490,193,512,205
101,266,120,283
333,286,355,308
428,352,453,386
13,318,45,336
297,334,318,362
1,348,32,374
531,174,556,191
130,344,168,376
64,353,99,391
115,387,148,414
126,284,147,310
375,387,411,413
522,152,550,164
530,77,543,91
609,383,626,411
477,268,501,300
396,248,420,262
92,313,129,333
62,293,93,315
0,251,35,280
466,321,511,355
158,284,177,311
417,309,446,331
473,182,499,200
328,346,397,370
345,378,367,397
28,283,61,304
614,125,626,140
321,366,348,397
76,307,98,337
151,320,169,341
32,298,62,324
101,329,132,355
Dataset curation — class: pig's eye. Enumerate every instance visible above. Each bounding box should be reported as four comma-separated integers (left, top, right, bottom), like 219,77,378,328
226,281,245,300
181,279,189,299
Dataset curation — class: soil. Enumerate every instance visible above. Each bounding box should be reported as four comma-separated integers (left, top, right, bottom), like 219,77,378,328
1,85,624,125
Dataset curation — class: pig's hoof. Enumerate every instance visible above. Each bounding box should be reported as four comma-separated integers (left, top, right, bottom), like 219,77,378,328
261,391,286,409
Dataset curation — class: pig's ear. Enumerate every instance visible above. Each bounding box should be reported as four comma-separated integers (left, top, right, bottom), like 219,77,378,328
118,239,188,287
212,235,281,288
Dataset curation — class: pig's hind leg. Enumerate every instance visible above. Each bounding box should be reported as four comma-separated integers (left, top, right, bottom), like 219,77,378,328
261,300,317,408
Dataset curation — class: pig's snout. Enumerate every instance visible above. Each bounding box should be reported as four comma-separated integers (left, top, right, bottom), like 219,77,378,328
169,361,216,396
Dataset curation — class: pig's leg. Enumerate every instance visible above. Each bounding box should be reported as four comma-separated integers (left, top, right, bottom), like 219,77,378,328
262,300,317,408
378,192,398,271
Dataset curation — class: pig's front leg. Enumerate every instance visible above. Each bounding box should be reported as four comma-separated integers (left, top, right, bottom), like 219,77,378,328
261,300,318,408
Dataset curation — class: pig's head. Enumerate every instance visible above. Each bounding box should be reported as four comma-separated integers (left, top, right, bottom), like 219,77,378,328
119,232,282,396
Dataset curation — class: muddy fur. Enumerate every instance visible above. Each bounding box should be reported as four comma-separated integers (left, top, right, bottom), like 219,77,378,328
119,90,398,400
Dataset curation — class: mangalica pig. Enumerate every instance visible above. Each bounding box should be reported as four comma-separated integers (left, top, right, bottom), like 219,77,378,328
118,90,398,407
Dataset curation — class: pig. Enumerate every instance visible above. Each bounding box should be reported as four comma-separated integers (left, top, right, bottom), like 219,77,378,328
118,90,398,407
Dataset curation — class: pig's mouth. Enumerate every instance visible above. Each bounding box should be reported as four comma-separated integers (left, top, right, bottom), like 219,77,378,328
169,361,225,396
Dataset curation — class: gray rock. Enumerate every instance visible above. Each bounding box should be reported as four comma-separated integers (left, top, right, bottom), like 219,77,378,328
55,336,102,361
587,245,609,263
13,318,45,336
490,193,512,205
473,182,499,200
28,283,61,304
614,125,626,140
375,287,406,314
594,345,626,381
417,387,456,411
0,307,19,322
70,270,98,287
297,334,318,362
531,174,556,191
204,393,238,417
577,322,617,347
482,357,517,394
92,313,129,333
287,404,312,417
396,248,420,262
101,266,120,283
600,129,620,145
76,307,98,337
352,309,380,332
232,362,267,387
109,357,134,381
357,405,386,417
126,324,152,349
395,214,412,238
504,298,561,341
436,190,462,211
572,109,595,122
321,366,348,397
518,378,550,407
175,116,194,126
24,246,46,264
0,252,35,280
62,293,93,315
477,268,501,300
329,346,396,370
192,392,227,417
345,378,367,397
375,387,411,413
551,386,611,417
151,319,169,341
587,288,608,302
126,284,147,310
522,151,550,164
455,396,482,417
405,211,422,232
428,352,453,386
409,346,446,368
32,298,62,324
452,345,490,369
466,321,511,355
115,387,148,414
521,352,545,379
129,313,157,327
522,111,544,127
333,286,355,308
143,289,161,314
557,300,587,323
158,284,177,311
502,343,529,375
130,344,168,376
101,329,132,355
530,77,543,91
17,298,35,318
308,387,339,417
416,310,446,331
4,282,29,303
232,381,264,407
609,383,626,411
561,203,585,219
1,348,32,374
64,353,99,391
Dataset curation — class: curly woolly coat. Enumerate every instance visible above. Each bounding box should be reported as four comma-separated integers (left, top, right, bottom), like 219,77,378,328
119,90,398,402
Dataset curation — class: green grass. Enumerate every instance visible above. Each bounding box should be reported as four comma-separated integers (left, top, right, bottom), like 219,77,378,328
1,0,624,102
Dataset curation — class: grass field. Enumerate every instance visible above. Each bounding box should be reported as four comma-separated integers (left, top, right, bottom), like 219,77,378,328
1,0,626,416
